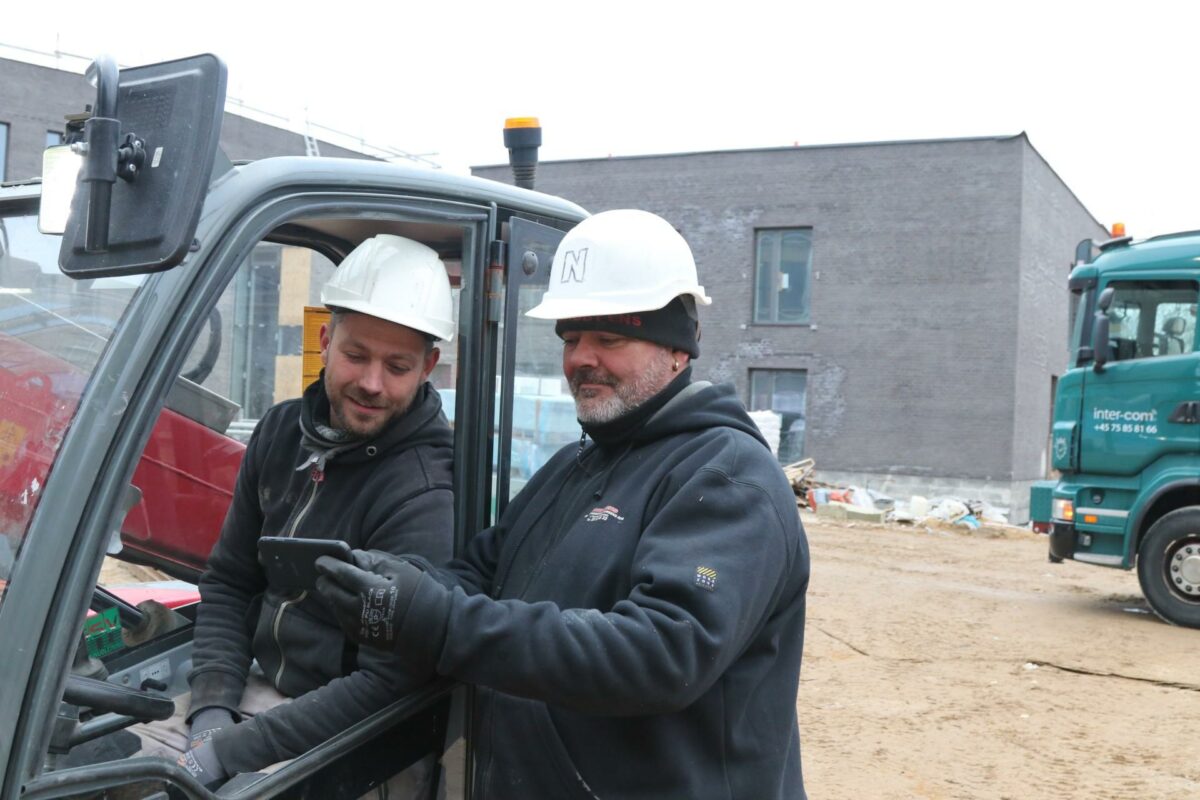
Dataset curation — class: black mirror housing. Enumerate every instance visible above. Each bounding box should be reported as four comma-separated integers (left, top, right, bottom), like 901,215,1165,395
1092,313,1112,372
59,53,227,278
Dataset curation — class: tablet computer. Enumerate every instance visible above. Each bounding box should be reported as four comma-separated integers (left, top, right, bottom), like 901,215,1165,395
258,537,353,592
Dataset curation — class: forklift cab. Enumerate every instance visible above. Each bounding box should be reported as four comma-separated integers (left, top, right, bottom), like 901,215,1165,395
0,54,586,799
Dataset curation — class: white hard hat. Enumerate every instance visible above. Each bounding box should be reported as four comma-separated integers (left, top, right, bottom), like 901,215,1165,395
321,234,455,342
526,209,712,320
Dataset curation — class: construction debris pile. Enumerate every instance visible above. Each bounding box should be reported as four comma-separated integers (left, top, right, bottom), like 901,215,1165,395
782,458,1012,529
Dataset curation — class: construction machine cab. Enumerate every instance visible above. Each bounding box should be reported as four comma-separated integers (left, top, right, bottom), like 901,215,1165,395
0,53,586,800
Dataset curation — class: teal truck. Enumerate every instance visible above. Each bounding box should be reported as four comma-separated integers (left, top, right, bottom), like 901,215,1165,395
1032,228,1200,627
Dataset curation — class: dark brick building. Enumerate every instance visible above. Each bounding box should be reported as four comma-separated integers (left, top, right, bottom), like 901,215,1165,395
475,136,1106,521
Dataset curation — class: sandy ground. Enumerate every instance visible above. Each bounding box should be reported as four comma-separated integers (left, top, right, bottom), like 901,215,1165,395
800,511,1200,800
100,515,1200,798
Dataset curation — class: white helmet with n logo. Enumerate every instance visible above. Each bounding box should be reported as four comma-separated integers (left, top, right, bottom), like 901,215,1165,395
526,209,712,320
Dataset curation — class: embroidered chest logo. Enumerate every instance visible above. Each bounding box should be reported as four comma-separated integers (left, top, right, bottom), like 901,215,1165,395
585,505,624,523
695,566,718,592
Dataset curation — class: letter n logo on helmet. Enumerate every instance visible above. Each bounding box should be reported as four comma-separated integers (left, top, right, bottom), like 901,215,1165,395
560,248,588,283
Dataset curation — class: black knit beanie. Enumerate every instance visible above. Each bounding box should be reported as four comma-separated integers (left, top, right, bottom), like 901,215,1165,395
554,297,700,358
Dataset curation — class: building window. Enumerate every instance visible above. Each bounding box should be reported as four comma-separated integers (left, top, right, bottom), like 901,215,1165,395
754,228,812,324
750,369,807,463
46,130,64,147
0,123,9,182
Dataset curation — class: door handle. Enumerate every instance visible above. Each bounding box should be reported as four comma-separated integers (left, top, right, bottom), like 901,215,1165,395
1168,401,1200,424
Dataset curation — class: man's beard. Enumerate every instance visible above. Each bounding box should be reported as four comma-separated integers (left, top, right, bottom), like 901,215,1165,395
328,387,415,438
569,350,676,425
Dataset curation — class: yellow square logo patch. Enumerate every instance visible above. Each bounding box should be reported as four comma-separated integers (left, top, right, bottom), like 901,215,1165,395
695,566,717,592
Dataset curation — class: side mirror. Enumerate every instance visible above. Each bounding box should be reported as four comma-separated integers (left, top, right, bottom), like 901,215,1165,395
1092,313,1112,373
56,53,227,278
1096,286,1115,313
1074,238,1095,266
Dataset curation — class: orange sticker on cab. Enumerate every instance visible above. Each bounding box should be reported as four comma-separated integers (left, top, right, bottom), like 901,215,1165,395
0,420,26,470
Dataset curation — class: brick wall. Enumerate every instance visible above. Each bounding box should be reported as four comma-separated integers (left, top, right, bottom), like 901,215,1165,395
475,136,1104,501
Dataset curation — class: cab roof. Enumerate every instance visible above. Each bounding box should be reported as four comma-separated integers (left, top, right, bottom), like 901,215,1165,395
0,156,590,225
1088,229,1200,274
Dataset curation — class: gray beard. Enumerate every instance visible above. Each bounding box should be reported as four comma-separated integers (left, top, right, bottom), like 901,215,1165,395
571,351,675,424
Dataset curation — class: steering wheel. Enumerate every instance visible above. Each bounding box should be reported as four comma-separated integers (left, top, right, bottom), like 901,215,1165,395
181,307,223,384
60,675,175,748
65,675,174,720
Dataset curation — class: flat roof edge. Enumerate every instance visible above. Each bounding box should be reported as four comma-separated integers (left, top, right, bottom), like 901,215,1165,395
472,133,1027,170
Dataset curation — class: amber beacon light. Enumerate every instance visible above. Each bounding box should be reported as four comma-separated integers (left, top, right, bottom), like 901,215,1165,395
504,117,542,190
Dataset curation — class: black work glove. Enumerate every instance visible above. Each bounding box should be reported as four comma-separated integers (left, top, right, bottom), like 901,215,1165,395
188,707,235,749
177,736,229,790
315,550,425,651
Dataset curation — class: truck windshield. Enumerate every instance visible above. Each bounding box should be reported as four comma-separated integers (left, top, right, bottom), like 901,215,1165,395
0,209,144,609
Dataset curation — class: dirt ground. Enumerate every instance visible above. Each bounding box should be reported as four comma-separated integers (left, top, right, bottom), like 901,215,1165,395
800,510,1200,799
100,515,1200,798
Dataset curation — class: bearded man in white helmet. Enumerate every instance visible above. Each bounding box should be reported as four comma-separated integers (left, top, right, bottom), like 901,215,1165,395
136,234,455,796
317,211,811,799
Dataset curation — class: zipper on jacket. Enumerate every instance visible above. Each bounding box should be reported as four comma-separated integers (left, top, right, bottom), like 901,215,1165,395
272,465,324,687
284,465,324,538
272,589,308,686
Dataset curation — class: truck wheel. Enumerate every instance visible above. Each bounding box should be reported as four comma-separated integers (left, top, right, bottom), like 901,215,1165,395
1137,507,1200,628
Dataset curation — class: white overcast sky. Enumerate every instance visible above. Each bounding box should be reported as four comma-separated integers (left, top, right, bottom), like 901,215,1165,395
4,1,1196,237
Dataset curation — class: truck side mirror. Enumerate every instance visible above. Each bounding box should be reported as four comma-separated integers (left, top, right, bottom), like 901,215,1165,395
1074,238,1095,266
1092,312,1112,372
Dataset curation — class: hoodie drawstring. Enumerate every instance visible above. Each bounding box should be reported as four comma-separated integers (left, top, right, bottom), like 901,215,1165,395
575,432,634,501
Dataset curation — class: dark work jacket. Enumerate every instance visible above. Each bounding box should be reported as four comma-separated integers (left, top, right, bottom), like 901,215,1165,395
405,381,809,799
188,380,453,774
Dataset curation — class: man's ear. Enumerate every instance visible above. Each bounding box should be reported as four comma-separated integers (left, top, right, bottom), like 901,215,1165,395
319,323,331,367
422,347,441,379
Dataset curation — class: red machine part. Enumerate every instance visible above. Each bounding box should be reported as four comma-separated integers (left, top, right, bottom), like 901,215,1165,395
0,333,244,576
121,408,243,573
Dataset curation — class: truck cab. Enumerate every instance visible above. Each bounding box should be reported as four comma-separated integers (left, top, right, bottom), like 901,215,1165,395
0,54,586,798
1033,229,1200,628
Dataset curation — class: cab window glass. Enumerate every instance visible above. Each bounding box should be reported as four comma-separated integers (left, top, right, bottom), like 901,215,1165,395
498,225,579,502
1153,301,1195,356
0,210,144,611
1105,280,1197,362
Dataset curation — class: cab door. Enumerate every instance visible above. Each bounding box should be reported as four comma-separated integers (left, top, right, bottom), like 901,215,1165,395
4,187,496,800
1079,277,1200,475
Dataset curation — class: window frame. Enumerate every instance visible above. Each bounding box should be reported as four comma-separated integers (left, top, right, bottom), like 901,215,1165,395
752,227,814,326
0,122,9,182
748,368,809,463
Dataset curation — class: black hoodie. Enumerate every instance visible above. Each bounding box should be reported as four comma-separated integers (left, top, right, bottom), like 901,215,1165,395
188,378,453,774
402,381,809,799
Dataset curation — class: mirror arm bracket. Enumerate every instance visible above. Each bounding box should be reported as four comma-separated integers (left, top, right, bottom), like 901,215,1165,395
80,115,120,253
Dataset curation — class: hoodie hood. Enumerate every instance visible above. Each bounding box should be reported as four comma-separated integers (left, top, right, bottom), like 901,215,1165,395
634,381,771,450
299,376,453,467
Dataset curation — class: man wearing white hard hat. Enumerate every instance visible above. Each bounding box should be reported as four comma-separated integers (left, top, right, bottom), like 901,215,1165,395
317,211,811,799
150,234,455,795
